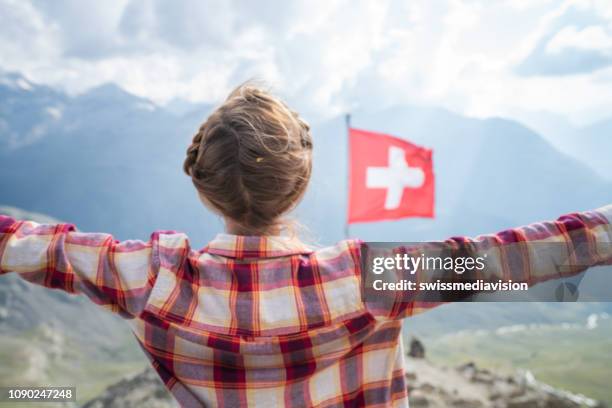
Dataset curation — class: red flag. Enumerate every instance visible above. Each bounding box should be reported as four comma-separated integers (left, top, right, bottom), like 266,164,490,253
348,128,434,223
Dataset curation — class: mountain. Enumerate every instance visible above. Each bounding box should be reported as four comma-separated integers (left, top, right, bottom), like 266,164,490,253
1,72,610,245
517,112,612,181
559,118,612,181
0,73,68,149
82,368,178,408
1,71,611,404
0,79,219,246
2,70,611,323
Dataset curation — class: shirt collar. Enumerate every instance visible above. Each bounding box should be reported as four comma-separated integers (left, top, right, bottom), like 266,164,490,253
205,233,312,259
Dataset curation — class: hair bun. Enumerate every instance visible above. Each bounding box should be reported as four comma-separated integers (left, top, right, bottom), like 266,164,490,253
183,82,313,235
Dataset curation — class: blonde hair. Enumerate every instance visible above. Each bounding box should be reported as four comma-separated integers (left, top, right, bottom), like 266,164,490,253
183,83,313,235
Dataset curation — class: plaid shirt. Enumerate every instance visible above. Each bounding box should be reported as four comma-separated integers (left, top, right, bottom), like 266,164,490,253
0,205,611,407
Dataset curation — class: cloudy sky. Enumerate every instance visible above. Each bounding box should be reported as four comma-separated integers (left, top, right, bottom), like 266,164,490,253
2,0,612,128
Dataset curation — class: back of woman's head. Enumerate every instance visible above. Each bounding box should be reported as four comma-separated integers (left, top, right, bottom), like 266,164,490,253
183,83,313,235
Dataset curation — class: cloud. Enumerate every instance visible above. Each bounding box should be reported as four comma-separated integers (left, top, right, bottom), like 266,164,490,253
515,0,612,76
2,0,612,126
546,25,612,54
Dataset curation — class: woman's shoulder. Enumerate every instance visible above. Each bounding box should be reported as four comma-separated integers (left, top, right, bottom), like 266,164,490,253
309,239,363,271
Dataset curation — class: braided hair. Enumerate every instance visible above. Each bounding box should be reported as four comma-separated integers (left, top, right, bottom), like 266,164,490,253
183,82,313,235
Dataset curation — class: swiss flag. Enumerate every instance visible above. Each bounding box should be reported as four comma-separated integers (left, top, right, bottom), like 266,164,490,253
348,128,434,223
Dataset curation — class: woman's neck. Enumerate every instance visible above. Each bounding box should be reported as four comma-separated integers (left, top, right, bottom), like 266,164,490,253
224,219,281,236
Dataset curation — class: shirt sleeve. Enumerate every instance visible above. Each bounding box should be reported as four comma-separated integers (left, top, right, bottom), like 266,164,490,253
0,215,160,318
364,205,612,320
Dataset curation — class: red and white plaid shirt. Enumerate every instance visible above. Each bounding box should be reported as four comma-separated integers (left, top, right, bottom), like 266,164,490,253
0,206,611,407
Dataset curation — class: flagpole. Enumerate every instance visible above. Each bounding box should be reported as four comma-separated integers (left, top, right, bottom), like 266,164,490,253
344,113,351,240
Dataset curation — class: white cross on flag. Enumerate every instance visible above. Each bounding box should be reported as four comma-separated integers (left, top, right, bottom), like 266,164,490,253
348,128,434,223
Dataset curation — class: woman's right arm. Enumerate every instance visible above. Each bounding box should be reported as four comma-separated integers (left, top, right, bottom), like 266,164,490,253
0,215,160,318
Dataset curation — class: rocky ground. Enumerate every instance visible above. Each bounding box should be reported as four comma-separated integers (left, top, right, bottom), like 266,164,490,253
81,369,178,408
406,358,603,408
81,338,607,408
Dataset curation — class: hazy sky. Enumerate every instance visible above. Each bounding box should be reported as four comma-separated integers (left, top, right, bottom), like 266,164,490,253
2,0,612,127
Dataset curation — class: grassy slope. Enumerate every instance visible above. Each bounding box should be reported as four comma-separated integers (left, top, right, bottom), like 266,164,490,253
0,328,148,405
420,316,612,404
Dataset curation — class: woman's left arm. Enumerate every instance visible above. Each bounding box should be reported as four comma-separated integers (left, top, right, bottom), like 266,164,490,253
0,215,159,319
364,205,612,320
445,204,612,286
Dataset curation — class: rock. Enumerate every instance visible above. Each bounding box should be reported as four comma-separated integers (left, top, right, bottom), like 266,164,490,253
457,361,477,378
420,382,436,393
450,397,484,408
409,390,430,407
81,368,176,408
471,369,495,385
408,337,426,358
405,356,604,408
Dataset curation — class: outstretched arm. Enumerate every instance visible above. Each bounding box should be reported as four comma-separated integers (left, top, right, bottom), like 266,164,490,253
365,205,612,320
0,215,159,318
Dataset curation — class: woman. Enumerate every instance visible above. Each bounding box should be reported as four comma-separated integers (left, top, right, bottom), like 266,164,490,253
1,83,610,407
